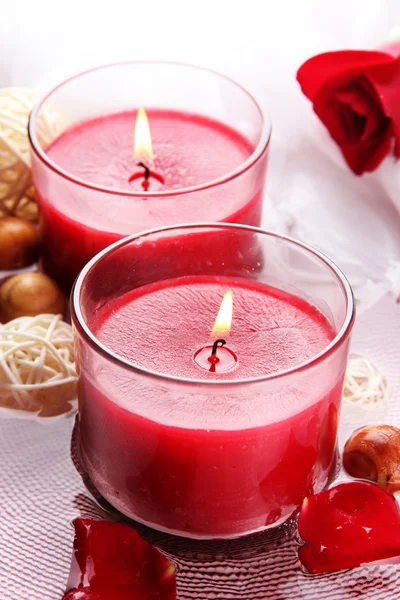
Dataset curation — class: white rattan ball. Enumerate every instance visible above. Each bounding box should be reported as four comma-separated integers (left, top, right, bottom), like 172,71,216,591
0,313,77,415
342,357,389,423
0,88,65,221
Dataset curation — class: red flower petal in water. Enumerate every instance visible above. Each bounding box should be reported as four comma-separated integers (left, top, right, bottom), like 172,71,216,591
297,50,400,174
63,519,176,600
298,481,400,573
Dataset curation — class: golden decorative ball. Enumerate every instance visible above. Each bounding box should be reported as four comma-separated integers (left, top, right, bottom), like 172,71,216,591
343,425,400,494
0,217,41,270
0,272,65,323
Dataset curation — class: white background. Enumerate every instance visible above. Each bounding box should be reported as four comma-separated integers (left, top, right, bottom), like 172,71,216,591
1,0,400,311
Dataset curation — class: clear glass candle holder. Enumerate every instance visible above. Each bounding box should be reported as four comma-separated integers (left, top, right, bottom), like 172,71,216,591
71,223,354,540
28,61,270,291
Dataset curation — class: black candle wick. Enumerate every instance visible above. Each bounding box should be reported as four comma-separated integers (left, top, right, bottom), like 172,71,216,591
211,338,226,357
138,161,150,180
128,163,164,187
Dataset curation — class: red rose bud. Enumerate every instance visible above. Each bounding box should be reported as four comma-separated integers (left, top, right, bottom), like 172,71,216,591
63,519,176,599
297,49,400,174
298,481,400,573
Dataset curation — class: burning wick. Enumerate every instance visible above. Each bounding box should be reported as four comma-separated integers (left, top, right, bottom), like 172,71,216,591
193,292,237,373
210,338,226,359
128,162,164,191
208,338,226,372
138,162,150,181
129,108,164,191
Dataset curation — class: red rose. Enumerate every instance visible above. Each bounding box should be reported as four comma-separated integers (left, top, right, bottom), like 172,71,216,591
297,45,400,174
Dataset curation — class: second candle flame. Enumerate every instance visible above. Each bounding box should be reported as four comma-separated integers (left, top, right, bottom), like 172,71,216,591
134,108,154,168
212,290,233,338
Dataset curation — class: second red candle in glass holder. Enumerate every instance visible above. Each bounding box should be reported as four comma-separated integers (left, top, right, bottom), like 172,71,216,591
72,224,354,540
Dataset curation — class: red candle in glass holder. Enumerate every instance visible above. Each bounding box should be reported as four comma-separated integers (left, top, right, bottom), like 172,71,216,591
72,224,355,540
29,62,270,290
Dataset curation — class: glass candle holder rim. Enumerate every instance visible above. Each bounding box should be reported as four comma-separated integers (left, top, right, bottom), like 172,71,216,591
71,222,355,387
28,60,271,198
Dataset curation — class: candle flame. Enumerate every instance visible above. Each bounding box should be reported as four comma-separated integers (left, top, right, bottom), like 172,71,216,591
211,290,233,338
134,108,154,168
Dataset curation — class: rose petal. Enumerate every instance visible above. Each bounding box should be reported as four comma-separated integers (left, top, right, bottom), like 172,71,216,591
313,87,367,143
365,61,400,156
298,482,400,573
297,50,397,101
313,83,392,174
335,78,388,141
336,84,371,117
361,106,384,142
334,129,392,174
64,519,176,600
338,103,366,140
362,107,385,141
336,88,369,140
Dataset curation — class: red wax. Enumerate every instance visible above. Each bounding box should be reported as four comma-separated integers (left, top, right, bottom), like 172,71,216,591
35,110,264,289
92,277,332,379
78,276,344,538
298,482,400,573
48,111,252,192
64,518,176,599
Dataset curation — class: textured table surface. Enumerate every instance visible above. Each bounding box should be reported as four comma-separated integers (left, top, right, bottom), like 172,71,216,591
1,294,400,600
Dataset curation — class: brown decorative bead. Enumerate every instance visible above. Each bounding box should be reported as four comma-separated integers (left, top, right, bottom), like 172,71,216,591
343,425,400,493
0,217,40,270
0,272,65,322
